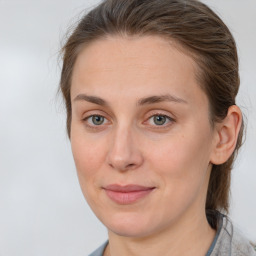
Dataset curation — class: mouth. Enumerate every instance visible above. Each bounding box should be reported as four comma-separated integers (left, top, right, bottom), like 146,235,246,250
103,184,156,205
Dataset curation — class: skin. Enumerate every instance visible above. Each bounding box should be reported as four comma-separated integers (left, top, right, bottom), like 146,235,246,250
70,35,242,256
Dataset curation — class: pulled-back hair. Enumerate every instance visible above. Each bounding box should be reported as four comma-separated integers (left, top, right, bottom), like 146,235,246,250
59,0,244,219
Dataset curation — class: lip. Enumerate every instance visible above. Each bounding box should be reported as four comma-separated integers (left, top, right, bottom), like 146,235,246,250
103,184,156,204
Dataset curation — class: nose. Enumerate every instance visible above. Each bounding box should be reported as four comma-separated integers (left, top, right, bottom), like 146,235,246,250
106,126,144,172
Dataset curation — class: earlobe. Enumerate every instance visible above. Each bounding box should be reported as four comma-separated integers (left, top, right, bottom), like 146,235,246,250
210,105,242,165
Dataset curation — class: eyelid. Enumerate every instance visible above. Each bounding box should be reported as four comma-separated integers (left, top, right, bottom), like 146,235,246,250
144,109,175,120
82,109,111,121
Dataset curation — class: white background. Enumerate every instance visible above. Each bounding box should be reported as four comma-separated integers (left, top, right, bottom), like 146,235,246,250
0,0,255,255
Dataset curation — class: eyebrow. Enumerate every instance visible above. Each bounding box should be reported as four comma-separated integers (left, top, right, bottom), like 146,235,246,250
73,93,188,106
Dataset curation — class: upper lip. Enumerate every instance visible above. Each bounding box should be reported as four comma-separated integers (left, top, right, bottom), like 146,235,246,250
104,184,156,192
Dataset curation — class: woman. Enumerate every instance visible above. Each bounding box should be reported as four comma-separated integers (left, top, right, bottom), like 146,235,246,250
59,0,256,255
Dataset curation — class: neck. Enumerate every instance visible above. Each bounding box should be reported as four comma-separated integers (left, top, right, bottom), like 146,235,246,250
104,210,216,256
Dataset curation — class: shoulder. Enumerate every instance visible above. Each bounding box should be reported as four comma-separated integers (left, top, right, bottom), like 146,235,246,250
231,226,256,256
211,213,256,256
88,241,108,256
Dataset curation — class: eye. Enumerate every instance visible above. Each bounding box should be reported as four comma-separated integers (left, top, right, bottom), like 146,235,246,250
83,115,108,126
147,114,174,127
82,113,174,130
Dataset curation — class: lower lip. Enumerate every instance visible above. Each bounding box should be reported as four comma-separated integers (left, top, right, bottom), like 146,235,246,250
104,189,155,204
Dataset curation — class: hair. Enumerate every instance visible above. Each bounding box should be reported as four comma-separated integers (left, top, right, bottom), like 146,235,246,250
59,0,244,225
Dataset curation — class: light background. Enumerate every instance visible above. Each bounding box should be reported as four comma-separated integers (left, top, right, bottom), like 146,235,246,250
0,0,255,255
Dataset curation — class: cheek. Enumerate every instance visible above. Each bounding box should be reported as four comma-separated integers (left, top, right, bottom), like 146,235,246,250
147,127,212,191
70,128,105,189
71,136,108,212
144,133,212,219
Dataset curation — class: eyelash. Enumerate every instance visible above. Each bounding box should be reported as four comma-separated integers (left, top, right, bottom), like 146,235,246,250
82,113,175,130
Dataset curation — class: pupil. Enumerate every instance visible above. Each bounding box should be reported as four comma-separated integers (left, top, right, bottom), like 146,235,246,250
154,115,166,125
93,116,103,125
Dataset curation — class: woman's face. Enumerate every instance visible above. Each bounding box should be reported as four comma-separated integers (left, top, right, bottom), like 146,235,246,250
70,35,217,237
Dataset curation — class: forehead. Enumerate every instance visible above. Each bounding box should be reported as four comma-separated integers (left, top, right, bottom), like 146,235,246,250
71,35,205,106
72,35,197,77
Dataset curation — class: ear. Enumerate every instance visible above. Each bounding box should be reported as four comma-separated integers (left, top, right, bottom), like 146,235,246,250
210,105,243,165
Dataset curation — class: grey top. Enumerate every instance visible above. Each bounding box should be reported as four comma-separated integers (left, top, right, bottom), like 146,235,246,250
89,212,256,256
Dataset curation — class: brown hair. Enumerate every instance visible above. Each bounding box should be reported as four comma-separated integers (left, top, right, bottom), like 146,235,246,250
59,0,244,218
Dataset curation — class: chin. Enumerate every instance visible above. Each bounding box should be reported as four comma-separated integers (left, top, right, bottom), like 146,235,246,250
109,224,152,238
103,212,162,238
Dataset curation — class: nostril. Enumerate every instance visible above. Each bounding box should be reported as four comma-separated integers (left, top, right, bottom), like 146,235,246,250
108,161,136,172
